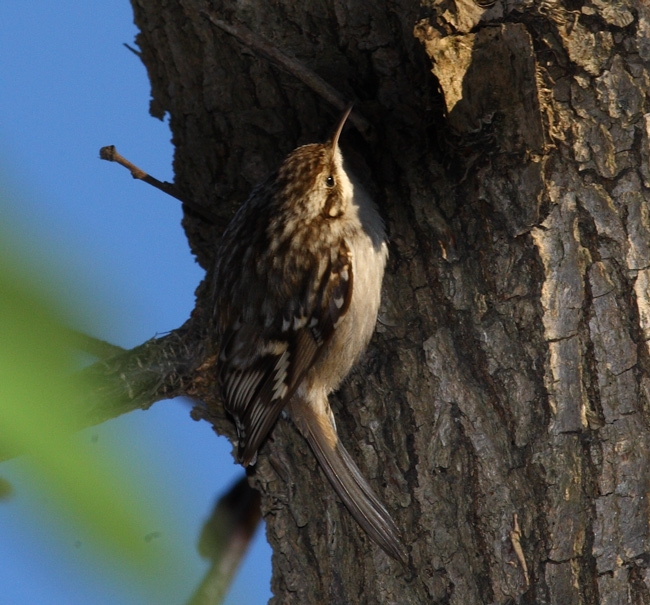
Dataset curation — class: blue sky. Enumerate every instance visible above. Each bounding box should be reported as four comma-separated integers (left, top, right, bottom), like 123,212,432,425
0,3,272,604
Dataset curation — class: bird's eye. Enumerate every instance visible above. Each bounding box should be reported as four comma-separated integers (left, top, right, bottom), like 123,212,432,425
325,175,335,187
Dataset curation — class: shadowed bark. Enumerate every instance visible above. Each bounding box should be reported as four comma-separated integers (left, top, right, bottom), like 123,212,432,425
86,0,650,602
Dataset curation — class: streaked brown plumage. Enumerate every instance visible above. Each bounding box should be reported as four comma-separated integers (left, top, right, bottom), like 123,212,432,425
212,107,406,562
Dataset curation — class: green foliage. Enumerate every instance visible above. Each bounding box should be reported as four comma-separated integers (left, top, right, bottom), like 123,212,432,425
0,240,189,599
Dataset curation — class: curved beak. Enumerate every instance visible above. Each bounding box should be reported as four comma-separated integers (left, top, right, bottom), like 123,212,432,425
330,105,353,153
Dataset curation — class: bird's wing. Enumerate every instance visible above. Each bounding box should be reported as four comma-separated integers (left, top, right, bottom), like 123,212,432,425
218,240,353,465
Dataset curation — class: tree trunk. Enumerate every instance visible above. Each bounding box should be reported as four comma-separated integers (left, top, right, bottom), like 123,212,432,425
122,0,650,602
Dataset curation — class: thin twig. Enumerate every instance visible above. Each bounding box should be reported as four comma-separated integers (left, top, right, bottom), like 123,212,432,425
99,145,221,224
99,145,181,200
123,42,141,57
201,11,371,137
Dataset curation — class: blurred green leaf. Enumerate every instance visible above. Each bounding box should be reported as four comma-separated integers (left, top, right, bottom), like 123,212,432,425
0,239,189,597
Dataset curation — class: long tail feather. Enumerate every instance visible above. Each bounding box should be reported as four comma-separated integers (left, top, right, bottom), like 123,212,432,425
293,402,407,563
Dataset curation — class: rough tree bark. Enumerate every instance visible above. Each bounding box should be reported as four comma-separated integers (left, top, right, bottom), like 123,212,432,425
90,0,650,602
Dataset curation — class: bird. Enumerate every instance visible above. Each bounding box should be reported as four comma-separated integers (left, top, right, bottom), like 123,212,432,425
212,106,406,562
